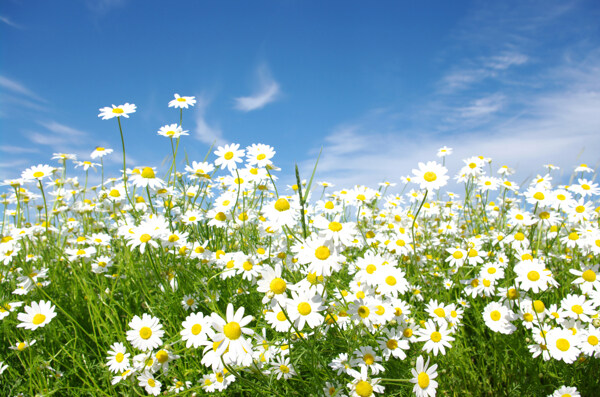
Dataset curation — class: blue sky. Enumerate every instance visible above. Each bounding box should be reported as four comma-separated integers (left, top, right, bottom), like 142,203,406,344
1,0,600,189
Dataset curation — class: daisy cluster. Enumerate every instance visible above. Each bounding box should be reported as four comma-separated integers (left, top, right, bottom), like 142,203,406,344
0,95,598,396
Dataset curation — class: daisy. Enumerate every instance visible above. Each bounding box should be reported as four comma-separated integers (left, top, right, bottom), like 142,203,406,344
214,143,245,172
351,346,385,375
246,143,275,168
126,313,164,351
272,355,296,380
569,265,599,294
157,124,189,139
130,167,165,190
17,300,57,331
98,103,136,120
560,294,594,323
436,146,452,157
346,366,385,397
106,342,130,374
180,312,214,348
482,301,517,334
548,386,580,397
265,309,293,333
256,265,290,305
546,327,580,363
90,147,113,159
21,164,56,181
210,303,254,363
9,339,36,351
286,291,325,330
377,328,410,359
168,93,196,109
410,355,439,397
137,371,162,396
185,161,214,180
416,319,454,356
514,259,553,293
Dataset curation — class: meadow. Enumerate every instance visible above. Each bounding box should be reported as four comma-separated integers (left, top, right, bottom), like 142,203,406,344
1,95,598,396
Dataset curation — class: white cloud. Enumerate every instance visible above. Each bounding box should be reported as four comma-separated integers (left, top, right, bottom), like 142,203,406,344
0,16,23,29
194,95,227,146
439,52,528,93
305,56,600,190
234,63,281,112
86,0,127,15
38,121,87,137
0,145,39,154
0,75,46,103
458,94,505,119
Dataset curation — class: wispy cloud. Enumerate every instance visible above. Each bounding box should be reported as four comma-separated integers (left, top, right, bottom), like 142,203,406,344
38,121,87,137
0,145,40,154
0,15,24,29
305,49,600,189
86,0,127,16
439,52,528,93
234,63,281,112
457,93,505,119
194,94,227,146
25,120,92,153
0,75,46,103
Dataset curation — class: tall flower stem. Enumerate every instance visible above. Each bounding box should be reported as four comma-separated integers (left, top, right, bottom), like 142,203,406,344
38,179,49,235
117,117,136,212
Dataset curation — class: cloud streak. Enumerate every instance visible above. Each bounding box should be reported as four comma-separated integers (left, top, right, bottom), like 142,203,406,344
0,15,24,29
194,94,227,146
234,64,281,112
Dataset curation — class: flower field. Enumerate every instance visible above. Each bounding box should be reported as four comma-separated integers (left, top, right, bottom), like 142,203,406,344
1,95,599,396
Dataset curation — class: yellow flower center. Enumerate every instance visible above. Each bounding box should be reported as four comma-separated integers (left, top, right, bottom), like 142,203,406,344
223,321,242,340
527,271,540,281
257,153,266,160
490,310,501,321
115,352,124,362
358,305,370,319
191,324,202,335
156,350,169,363
32,313,46,325
588,335,598,346
279,364,290,373
139,326,153,340
423,171,437,182
141,167,155,178
385,276,397,286
418,372,430,388
430,331,442,342
355,380,373,397
276,311,287,321
112,108,124,114
556,338,570,352
315,246,330,260
434,308,445,318
533,300,545,313
224,151,234,160
140,234,151,243
572,305,583,315
33,171,44,178
147,379,156,387
274,198,290,212
17,342,26,351
386,339,398,350
452,251,463,259
270,278,287,294
533,192,545,200
328,221,342,232
582,269,596,282
363,353,375,365
298,302,312,316
324,201,335,209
